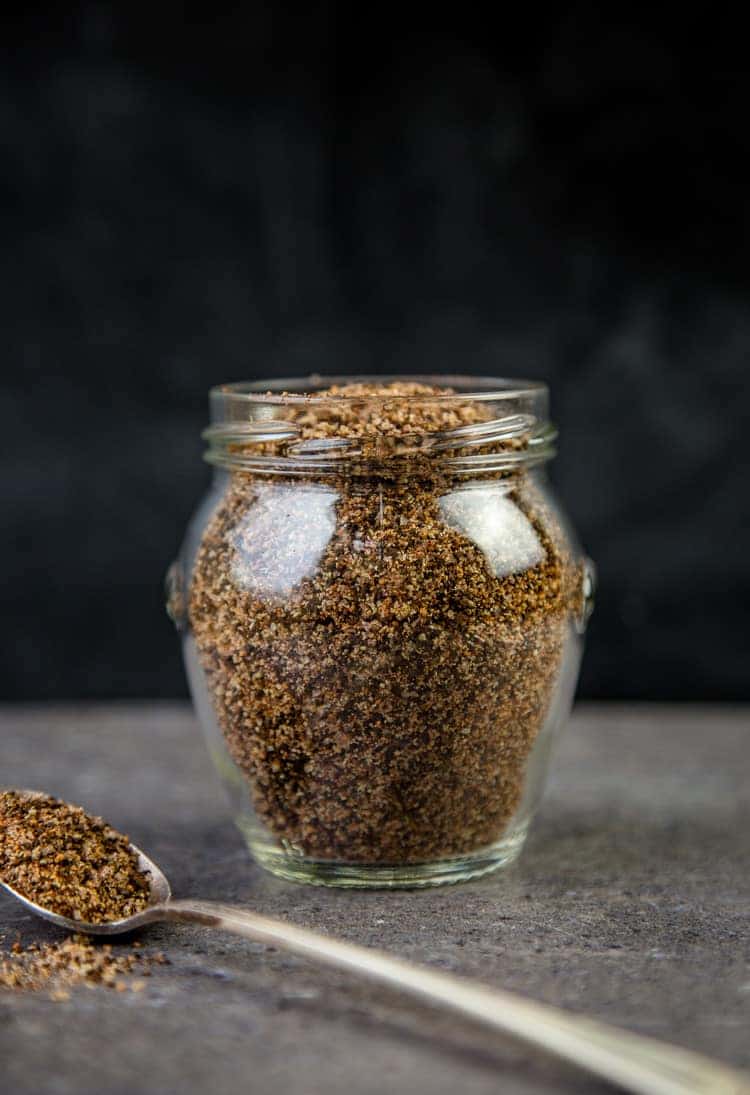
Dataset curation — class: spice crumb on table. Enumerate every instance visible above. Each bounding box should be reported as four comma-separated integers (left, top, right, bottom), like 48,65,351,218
0,934,169,998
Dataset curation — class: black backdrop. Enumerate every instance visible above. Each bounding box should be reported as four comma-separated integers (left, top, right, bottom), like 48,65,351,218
2,6,748,701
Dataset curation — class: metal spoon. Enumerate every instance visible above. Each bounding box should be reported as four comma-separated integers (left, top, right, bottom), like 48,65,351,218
1,818,747,1095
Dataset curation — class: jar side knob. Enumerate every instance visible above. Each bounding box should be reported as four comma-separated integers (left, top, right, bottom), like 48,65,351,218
165,560,187,632
575,556,596,635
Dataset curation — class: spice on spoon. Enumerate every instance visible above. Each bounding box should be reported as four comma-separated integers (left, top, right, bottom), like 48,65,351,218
0,790,151,923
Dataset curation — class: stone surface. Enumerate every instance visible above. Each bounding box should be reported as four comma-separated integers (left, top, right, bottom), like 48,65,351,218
0,702,748,1094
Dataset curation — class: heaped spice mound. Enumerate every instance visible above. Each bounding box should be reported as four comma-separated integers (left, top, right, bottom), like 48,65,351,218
0,791,151,923
282,380,496,451
189,381,576,864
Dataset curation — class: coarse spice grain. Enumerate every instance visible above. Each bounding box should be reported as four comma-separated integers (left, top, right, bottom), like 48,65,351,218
0,791,151,923
189,382,579,864
0,934,169,998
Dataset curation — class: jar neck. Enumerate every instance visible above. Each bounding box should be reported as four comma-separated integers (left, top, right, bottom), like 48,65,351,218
204,417,557,477
202,375,556,477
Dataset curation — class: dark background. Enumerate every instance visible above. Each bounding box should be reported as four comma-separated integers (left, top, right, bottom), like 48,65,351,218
2,6,748,701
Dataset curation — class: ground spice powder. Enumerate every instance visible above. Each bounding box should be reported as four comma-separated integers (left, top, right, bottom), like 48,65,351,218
0,791,151,923
189,382,577,864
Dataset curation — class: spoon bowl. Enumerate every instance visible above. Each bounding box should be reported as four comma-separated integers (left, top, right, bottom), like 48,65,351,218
1,844,171,936
0,789,171,936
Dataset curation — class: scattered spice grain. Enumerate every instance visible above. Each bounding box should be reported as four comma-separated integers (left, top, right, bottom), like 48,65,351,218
189,382,578,864
0,791,151,923
0,934,168,998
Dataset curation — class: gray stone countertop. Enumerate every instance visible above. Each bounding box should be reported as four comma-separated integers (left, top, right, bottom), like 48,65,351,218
1,703,748,1095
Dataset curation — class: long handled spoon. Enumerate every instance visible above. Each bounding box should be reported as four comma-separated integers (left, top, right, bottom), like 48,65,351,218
1,811,747,1095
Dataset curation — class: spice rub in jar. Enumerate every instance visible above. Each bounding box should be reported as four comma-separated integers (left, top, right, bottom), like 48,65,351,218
188,382,578,864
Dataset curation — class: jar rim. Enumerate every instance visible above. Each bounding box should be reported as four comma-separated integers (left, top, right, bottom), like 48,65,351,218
211,374,548,408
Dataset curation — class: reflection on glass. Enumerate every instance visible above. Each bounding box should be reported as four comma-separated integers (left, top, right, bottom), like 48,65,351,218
439,486,544,577
231,483,337,597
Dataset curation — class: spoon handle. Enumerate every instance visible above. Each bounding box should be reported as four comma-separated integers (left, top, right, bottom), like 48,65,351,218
163,899,748,1095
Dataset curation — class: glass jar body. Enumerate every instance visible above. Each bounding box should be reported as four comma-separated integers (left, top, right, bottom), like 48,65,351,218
175,458,588,888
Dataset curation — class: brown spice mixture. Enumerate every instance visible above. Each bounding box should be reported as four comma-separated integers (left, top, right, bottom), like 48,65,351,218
0,934,168,998
276,380,499,450
189,382,577,863
0,791,151,923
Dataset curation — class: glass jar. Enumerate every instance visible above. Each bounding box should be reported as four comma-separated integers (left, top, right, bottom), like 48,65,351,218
167,376,594,888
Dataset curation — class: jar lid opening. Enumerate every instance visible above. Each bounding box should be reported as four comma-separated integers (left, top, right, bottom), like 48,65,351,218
205,375,554,475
